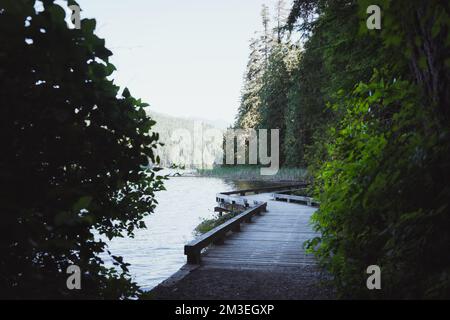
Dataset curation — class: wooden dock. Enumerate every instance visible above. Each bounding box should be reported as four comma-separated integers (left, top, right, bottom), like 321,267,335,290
150,186,334,299
200,193,318,270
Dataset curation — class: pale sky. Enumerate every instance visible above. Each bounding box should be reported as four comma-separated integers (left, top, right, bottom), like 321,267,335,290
76,0,292,126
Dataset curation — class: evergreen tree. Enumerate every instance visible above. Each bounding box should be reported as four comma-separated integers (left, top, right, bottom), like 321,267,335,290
235,36,264,129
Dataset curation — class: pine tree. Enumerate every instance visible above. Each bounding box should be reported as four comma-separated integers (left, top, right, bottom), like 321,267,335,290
235,36,264,129
260,4,271,65
274,0,288,43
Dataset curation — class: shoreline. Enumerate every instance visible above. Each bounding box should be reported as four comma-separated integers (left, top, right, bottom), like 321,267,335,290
161,166,308,183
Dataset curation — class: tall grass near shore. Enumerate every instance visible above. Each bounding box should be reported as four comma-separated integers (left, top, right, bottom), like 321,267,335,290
196,166,307,181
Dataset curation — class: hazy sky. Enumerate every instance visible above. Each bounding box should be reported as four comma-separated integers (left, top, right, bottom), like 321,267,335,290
76,0,292,126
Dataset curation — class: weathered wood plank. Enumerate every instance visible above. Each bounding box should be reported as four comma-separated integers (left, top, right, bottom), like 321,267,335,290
185,185,318,273
201,193,318,269
184,202,267,264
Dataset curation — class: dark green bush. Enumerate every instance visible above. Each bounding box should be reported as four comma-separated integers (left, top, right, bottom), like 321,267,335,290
308,73,450,298
0,0,164,299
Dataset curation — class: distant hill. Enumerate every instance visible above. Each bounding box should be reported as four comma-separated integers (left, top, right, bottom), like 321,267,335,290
147,110,225,169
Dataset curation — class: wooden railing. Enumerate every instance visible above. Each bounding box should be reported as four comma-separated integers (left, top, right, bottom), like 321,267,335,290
184,183,306,264
218,183,306,196
272,191,320,207
184,202,267,264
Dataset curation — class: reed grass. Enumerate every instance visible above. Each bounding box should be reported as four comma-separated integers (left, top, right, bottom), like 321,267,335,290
196,166,307,182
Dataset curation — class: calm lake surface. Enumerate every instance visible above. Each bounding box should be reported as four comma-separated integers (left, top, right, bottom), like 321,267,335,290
103,176,275,291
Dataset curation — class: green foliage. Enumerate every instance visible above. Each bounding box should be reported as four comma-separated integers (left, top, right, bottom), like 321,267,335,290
0,0,164,298
235,37,264,129
283,28,329,167
234,2,297,165
259,44,292,164
285,0,394,168
236,0,393,168
308,74,450,298
234,0,450,298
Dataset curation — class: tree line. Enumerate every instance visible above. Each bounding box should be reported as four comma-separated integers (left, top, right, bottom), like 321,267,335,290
234,0,449,298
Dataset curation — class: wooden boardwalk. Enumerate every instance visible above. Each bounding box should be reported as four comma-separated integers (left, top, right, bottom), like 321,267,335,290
201,193,318,270
150,191,334,299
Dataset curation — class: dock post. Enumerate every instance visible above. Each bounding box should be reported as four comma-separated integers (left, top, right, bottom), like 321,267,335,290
185,246,201,264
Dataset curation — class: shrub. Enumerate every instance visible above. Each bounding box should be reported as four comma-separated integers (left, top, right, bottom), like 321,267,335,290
308,74,450,298
0,0,164,299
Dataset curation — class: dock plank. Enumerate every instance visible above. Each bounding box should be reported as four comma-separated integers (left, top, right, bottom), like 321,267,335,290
150,191,335,300
200,193,318,270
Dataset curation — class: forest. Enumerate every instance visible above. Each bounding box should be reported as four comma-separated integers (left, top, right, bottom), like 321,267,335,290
233,0,450,298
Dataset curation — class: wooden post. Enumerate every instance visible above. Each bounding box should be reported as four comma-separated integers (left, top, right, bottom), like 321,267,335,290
232,224,241,232
184,202,267,264
213,236,225,245
185,247,201,264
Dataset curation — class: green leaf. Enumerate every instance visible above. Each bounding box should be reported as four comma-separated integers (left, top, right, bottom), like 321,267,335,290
72,196,93,212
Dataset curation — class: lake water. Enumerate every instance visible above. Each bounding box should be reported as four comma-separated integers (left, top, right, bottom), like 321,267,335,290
103,176,274,291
